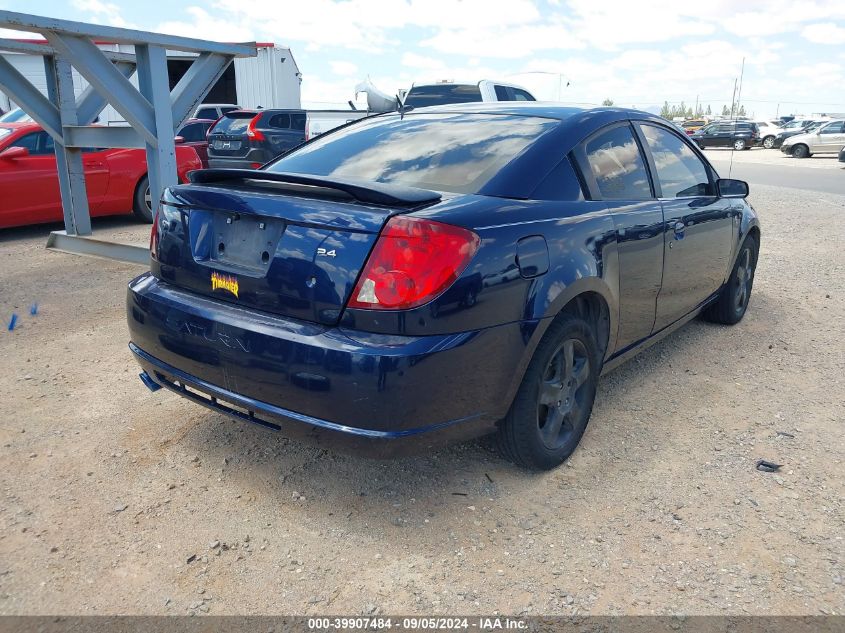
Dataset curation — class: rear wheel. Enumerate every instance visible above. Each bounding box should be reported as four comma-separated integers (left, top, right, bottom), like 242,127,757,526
733,139,747,151
792,144,810,158
133,175,153,222
762,135,775,149
497,313,601,471
702,235,758,325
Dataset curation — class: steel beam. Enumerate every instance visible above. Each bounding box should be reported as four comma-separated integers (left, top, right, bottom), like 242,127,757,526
75,60,136,125
45,55,92,236
45,33,158,146
136,44,177,219
0,54,61,138
0,10,255,56
170,52,232,130
46,231,150,265
63,125,144,149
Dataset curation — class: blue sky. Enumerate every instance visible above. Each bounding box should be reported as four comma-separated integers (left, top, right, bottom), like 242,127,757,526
2,0,845,116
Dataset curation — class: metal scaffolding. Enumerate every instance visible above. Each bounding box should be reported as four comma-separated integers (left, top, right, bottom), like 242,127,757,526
0,11,255,264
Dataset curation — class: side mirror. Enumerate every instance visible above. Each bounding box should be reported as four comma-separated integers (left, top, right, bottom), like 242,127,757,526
0,146,29,160
174,135,185,144
717,178,749,198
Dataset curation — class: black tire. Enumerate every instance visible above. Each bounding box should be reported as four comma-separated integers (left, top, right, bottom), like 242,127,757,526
762,135,775,149
497,312,601,471
732,139,747,151
132,175,153,222
792,144,810,158
702,235,758,325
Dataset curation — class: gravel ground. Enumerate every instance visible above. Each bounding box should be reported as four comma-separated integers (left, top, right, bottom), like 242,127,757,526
0,184,843,616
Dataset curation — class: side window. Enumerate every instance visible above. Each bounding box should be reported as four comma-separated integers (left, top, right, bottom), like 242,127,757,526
268,113,291,129
494,85,511,101
584,124,652,200
290,113,306,131
638,124,712,198
11,132,40,153
820,121,844,134
512,88,535,101
195,107,218,119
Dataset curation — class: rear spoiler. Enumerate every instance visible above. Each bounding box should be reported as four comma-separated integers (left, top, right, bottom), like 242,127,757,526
187,169,442,208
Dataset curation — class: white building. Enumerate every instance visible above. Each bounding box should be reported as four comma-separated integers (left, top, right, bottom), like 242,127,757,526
0,41,302,122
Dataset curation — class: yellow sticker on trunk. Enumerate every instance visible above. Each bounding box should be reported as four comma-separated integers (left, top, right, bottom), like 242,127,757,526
211,271,239,298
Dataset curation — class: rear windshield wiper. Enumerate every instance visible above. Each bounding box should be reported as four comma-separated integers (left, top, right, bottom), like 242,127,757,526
188,169,441,208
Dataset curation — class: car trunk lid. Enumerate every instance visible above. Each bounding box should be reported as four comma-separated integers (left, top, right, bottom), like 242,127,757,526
152,169,441,325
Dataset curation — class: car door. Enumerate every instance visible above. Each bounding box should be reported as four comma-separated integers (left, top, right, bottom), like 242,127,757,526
635,122,735,330
577,122,665,350
697,123,721,147
0,131,59,224
265,112,305,156
177,121,210,166
814,121,845,152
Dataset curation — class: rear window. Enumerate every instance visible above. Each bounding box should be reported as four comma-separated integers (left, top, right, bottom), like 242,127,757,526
266,113,556,195
404,84,483,108
210,112,256,135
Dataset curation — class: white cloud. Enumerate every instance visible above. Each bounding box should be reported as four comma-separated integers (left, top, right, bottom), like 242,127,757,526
157,7,254,42
401,52,442,70
71,0,133,28
329,60,359,76
801,22,845,44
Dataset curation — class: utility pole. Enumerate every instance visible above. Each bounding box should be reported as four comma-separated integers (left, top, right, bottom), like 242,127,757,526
730,78,737,119
695,94,699,116
736,57,746,117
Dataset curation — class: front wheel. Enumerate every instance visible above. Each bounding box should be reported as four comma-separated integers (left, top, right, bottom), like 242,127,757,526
762,135,775,149
733,139,747,151
792,144,810,158
702,235,758,325
133,175,153,222
497,313,601,471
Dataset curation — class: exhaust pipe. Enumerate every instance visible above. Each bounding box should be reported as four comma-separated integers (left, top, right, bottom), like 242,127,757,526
139,371,162,392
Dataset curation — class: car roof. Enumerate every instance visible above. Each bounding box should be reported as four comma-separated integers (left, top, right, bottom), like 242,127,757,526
0,121,40,132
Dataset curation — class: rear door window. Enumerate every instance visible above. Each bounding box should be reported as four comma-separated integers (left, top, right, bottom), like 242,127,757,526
268,113,291,129
291,113,306,131
638,124,712,198
494,85,511,100
583,124,652,200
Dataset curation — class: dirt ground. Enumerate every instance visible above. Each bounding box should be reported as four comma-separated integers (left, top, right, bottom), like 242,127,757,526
0,183,843,617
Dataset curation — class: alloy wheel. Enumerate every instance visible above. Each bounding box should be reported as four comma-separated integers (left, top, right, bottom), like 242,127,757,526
144,186,152,213
763,136,775,149
733,139,746,150
537,338,590,450
733,247,753,313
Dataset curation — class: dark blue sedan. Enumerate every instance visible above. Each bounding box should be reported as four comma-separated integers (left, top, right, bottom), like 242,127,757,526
127,104,760,471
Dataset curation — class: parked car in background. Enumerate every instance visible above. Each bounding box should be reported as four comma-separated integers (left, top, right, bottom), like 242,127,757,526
206,108,369,169
192,103,240,120
0,107,32,123
129,103,760,471
781,119,845,158
770,119,820,148
402,80,536,108
176,118,214,168
691,121,760,150
753,120,784,148
0,121,201,228
681,119,707,135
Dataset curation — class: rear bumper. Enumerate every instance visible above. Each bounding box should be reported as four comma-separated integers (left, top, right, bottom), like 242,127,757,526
208,147,273,170
127,273,531,455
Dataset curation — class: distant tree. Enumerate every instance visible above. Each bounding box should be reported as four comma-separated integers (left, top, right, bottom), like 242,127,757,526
721,105,730,116
737,104,747,117
660,101,672,119
602,98,614,106
706,104,712,115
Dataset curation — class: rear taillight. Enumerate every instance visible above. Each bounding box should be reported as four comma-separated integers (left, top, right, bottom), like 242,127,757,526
247,113,265,141
347,216,480,311
149,209,160,260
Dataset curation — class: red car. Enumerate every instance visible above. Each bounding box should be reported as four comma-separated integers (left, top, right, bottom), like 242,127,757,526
176,118,215,168
0,121,202,229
